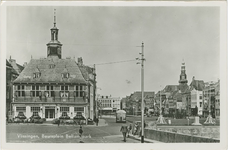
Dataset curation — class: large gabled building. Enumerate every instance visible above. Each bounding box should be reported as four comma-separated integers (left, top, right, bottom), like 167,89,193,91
11,13,96,122
189,76,205,116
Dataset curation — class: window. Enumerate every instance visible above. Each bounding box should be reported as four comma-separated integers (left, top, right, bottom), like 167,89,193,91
16,107,26,112
16,85,25,97
31,85,40,97
33,73,41,78
200,102,202,107
75,85,85,97
199,96,202,99
31,107,40,112
32,112,39,116
62,73,69,78
60,86,69,98
74,107,84,112
46,85,54,97
60,107,69,112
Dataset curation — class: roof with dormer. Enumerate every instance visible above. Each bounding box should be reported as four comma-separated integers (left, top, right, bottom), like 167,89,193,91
13,57,87,84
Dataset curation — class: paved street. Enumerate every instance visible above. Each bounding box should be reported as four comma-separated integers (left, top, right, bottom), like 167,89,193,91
6,118,140,143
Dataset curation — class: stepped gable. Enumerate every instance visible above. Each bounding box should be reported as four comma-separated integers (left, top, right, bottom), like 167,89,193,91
190,80,205,91
13,58,87,84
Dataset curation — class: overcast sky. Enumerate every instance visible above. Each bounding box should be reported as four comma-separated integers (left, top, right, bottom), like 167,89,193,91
6,6,220,98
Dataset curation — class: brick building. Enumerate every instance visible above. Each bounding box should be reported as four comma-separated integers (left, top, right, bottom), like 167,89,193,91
6,59,24,118
11,13,96,122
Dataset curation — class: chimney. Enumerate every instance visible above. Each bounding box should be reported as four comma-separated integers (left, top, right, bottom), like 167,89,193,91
78,57,83,66
23,62,27,67
9,59,16,63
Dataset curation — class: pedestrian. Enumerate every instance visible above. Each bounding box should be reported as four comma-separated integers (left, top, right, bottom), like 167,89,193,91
96,118,99,126
127,124,132,137
57,119,60,127
79,125,83,142
120,124,128,142
133,124,138,135
6,116,8,125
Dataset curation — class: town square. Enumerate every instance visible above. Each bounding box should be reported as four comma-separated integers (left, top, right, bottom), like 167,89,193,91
1,2,227,150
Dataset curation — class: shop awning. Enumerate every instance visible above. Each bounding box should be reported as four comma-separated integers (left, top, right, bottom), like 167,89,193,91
73,112,86,120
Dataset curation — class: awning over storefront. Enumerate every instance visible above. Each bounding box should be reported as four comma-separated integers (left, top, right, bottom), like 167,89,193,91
73,112,86,120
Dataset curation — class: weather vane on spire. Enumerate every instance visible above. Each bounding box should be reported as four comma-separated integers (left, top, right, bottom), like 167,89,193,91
54,9,56,27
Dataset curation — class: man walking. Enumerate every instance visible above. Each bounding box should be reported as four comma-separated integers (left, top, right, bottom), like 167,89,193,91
127,124,132,137
96,118,99,126
79,125,83,143
57,119,60,127
120,124,128,142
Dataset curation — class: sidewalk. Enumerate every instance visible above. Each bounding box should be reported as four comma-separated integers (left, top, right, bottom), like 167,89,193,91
128,133,163,143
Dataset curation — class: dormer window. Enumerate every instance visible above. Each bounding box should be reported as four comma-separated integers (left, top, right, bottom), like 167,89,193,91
33,73,41,78
34,66,41,78
62,66,69,79
62,73,69,78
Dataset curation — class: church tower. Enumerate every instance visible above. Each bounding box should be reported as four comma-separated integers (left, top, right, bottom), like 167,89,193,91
47,9,62,59
179,61,188,84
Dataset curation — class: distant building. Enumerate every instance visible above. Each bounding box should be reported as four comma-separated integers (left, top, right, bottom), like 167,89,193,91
6,59,24,118
120,97,127,110
11,13,96,122
126,91,155,116
97,95,121,115
189,76,205,116
203,80,220,118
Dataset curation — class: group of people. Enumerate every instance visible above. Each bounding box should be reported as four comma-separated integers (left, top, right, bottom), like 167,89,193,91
120,122,147,142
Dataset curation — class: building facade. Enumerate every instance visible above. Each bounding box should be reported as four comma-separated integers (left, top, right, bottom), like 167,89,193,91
11,14,96,122
189,77,205,116
97,95,121,115
203,81,220,118
6,59,24,119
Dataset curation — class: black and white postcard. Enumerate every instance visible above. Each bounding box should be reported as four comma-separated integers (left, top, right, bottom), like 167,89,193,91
0,1,227,150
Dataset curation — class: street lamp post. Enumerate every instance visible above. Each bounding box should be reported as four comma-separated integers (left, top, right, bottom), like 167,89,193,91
204,84,215,124
156,89,166,124
140,42,145,143
136,42,146,143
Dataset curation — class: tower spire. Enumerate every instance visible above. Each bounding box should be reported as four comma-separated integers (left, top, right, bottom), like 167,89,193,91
179,60,188,84
47,9,62,59
54,9,56,27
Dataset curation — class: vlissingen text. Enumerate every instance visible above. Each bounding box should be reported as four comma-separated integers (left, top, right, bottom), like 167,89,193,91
17,134,91,139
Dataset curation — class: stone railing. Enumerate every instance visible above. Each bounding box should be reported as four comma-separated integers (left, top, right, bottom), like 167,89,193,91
144,128,220,143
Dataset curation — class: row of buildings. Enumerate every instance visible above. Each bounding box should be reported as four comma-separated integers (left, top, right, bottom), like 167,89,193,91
121,62,220,118
6,13,97,122
96,95,121,115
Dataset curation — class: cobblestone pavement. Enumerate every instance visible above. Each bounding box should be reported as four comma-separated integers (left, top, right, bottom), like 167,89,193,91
6,121,140,143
